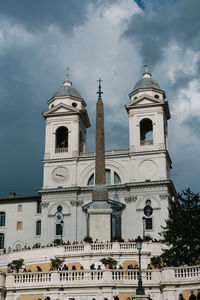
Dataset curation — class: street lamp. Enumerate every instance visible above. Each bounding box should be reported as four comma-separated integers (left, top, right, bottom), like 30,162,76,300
142,216,146,241
135,235,145,295
60,220,64,245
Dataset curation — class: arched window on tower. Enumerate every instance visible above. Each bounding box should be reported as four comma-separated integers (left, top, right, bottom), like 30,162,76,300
55,126,68,153
79,131,84,153
0,212,5,226
87,169,121,186
140,118,153,145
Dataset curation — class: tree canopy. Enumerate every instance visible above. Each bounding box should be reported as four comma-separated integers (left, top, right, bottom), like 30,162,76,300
155,189,200,267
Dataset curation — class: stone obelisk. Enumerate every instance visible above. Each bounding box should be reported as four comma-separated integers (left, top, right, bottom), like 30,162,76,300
92,79,108,201
88,79,112,242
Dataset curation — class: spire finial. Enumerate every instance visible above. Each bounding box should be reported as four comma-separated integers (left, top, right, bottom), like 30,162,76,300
144,58,149,73
66,66,70,81
97,78,103,99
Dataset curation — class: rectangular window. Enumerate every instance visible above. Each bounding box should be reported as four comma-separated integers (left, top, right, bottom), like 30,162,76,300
17,221,22,230
56,224,63,235
18,205,22,212
145,218,153,230
36,220,41,235
37,201,41,213
0,233,4,249
0,212,5,226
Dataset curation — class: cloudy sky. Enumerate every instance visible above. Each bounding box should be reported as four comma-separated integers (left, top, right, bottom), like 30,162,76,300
0,0,199,196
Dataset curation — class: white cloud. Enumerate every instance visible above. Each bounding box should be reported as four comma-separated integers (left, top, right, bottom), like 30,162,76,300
0,18,36,54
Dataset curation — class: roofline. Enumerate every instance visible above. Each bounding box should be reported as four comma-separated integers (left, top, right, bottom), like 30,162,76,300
47,95,86,107
42,110,91,128
0,194,41,201
129,87,166,99
125,101,171,120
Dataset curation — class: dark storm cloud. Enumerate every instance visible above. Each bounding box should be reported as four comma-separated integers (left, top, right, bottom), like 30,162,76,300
0,55,44,195
125,0,200,69
0,0,93,33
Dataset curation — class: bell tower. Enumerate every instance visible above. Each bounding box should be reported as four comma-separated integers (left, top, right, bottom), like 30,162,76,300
125,68,171,182
42,73,91,189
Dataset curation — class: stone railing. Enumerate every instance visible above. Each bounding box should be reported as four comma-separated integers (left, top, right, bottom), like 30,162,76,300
65,242,140,254
80,148,129,158
6,269,154,288
0,242,164,271
5,266,200,289
140,140,153,145
174,265,200,279
55,147,68,153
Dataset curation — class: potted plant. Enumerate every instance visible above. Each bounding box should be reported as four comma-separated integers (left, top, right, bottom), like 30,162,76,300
10,259,24,273
100,257,118,269
83,236,93,243
112,236,124,242
50,257,64,270
53,238,61,246
144,234,152,242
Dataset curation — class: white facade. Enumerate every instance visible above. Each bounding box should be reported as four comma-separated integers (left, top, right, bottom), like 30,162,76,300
1,71,198,300
0,71,175,251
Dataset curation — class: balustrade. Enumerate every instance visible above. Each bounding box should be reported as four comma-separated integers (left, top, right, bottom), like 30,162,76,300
65,245,85,252
14,272,51,284
174,266,200,278
80,148,129,158
4,266,200,290
120,243,137,250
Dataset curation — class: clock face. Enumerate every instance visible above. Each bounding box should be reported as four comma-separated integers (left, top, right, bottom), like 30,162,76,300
52,167,69,183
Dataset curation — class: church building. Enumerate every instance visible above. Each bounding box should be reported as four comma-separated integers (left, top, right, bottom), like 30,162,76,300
0,69,175,251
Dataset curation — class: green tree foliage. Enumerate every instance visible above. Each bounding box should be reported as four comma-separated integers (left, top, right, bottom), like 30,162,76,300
50,257,64,270
9,259,24,272
160,188,200,267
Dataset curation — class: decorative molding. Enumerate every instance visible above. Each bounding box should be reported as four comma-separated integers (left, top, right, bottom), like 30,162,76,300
159,194,169,200
41,201,49,208
125,196,137,203
70,200,84,207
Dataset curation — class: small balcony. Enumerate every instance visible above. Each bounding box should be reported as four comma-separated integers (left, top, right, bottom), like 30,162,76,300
55,147,68,153
140,140,153,146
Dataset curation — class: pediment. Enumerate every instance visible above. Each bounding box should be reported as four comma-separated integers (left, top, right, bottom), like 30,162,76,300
127,94,163,109
43,103,78,117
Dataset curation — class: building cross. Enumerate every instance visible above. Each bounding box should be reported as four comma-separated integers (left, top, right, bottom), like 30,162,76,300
97,78,103,98
66,66,70,81
144,58,149,73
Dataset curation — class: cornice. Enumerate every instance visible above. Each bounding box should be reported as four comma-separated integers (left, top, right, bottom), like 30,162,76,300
39,180,176,195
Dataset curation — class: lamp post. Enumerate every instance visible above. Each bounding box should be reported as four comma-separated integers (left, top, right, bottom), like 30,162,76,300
60,220,64,245
135,235,145,295
142,216,146,241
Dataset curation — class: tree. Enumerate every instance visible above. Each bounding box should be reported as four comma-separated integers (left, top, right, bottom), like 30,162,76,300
159,188,200,266
9,259,24,272
50,257,64,270
100,257,118,269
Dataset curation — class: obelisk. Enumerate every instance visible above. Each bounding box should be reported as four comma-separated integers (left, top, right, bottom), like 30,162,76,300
92,78,108,201
87,79,112,242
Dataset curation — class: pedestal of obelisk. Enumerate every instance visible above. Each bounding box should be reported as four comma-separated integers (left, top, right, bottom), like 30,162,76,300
132,296,150,300
88,207,112,242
